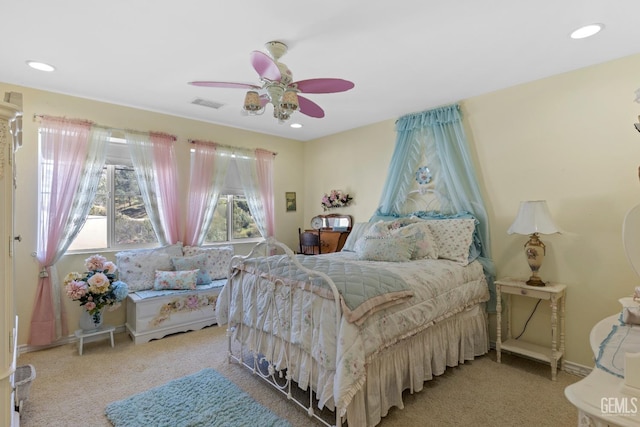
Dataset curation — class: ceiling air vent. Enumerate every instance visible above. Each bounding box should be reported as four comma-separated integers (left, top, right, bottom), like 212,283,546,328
191,98,224,110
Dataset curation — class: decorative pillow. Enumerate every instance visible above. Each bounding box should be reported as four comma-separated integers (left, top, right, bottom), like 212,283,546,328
171,253,212,285
115,248,179,292
356,236,414,262
365,220,438,260
153,269,198,291
182,245,234,280
341,222,376,252
426,218,476,265
401,222,438,260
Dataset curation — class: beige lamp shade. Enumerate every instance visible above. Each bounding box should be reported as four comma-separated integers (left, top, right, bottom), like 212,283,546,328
243,91,262,112
280,89,299,111
507,200,560,235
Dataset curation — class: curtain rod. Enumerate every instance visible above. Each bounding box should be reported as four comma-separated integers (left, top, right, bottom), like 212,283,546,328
188,139,277,156
33,114,176,141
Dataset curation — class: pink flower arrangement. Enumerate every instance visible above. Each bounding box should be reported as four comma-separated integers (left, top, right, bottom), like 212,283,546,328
321,190,353,211
64,254,128,318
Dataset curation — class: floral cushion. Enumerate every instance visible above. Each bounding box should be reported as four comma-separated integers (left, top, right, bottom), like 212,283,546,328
182,245,234,280
426,218,476,265
356,236,414,262
115,243,183,292
153,269,198,291
365,220,438,260
171,253,212,285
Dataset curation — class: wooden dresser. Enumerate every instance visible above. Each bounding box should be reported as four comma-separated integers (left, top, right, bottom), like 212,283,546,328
303,229,350,253
303,214,352,254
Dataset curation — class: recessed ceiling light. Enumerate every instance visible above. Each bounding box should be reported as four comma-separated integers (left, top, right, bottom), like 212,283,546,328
290,123,302,129
570,23,604,39
26,60,56,72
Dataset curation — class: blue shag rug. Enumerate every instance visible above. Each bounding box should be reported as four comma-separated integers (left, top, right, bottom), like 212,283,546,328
105,368,292,427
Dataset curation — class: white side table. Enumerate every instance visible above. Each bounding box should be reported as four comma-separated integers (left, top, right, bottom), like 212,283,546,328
495,277,566,380
74,325,115,356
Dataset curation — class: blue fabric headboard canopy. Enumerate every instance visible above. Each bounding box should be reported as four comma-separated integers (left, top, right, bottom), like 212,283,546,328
372,104,497,312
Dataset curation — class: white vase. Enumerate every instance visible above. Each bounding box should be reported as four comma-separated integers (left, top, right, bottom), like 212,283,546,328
79,308,104,332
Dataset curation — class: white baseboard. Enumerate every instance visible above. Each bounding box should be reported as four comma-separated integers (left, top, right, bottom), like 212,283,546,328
18,325,127,354
562,360,592,377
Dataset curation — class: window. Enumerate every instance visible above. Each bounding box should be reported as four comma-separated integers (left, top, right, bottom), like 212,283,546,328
203,195,260,243
68,140,158,252
68,165,158,251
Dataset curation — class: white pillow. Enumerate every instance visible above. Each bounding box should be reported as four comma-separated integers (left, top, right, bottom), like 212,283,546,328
426,219,476,265
341,222,375,252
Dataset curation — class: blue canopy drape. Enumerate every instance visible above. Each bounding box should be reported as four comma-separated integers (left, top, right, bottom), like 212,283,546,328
374,104,496,311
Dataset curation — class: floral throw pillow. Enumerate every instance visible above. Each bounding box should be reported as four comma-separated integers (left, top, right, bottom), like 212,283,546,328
356,236,414,262
153,269,198,291
115,252,172,292
426,218,476,265
365,220,438,260
171,253,212,285
182,245,234,280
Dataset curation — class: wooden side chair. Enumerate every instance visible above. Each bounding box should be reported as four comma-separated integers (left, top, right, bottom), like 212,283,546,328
298,228,321,255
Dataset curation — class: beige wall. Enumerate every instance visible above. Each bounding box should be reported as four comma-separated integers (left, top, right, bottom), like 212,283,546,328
5,53,640,367
307,53,640,367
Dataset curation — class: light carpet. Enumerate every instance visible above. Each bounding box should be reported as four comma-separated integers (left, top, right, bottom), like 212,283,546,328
105,368,291,427
16,324,581,426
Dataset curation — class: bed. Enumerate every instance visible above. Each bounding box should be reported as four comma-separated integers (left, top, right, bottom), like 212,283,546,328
215,213,490,426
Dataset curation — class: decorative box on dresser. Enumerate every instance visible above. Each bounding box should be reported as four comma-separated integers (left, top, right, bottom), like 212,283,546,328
0,96,22,427
495,277,566,380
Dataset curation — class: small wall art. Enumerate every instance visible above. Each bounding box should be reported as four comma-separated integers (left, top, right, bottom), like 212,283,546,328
286,192,297,212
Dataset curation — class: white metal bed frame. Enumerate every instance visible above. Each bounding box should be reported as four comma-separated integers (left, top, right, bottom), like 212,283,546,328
225,237,343,426
222,230,489,426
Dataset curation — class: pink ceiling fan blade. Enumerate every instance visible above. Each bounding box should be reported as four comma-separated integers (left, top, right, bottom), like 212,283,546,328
298,95,325,118
250,51,281,81
189,81,260,89
294,78,354,94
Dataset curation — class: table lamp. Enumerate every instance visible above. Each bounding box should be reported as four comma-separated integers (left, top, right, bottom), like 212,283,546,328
507,200,560,287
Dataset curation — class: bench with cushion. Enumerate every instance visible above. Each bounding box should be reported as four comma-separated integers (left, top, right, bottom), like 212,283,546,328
116,243,232,344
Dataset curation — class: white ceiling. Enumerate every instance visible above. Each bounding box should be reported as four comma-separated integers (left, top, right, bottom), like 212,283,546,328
3,1,640,141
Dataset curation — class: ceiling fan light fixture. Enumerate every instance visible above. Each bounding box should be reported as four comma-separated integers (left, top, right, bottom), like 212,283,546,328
243,91,264,115
193,41,354,124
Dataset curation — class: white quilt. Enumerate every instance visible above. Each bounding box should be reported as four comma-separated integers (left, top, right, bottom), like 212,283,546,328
215,251,489,416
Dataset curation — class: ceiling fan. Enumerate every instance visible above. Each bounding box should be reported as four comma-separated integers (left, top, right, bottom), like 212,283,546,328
188,41,355,123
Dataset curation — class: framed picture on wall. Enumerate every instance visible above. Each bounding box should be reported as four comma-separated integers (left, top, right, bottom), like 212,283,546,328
286,192,297,212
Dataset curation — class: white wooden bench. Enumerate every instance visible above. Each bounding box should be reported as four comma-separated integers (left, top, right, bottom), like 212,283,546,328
116,244,233,344
125,280,225,344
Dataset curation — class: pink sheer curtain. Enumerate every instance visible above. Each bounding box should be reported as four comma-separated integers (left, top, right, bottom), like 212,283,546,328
150,132,181,244
184,141,225,246
255,148,275,237
30,118,92,345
